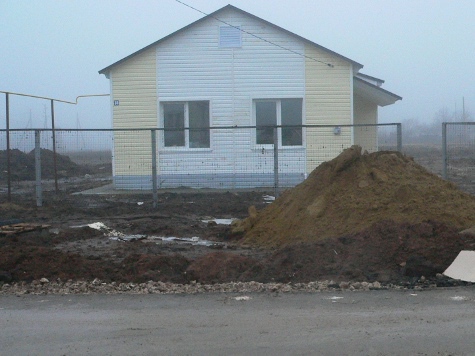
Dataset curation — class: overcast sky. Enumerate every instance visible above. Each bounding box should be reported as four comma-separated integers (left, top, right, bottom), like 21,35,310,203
1,0,474,129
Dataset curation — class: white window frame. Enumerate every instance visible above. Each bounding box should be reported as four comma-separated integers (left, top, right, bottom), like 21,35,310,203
159,100,211,151
252,98,304,149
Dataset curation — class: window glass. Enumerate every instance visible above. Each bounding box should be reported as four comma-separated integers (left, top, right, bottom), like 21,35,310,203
256,101,276,144
281,98,302,146
189,101,210,148
164,103,185,147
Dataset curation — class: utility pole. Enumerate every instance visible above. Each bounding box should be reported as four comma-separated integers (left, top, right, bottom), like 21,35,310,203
5,92,11,201
51,99,59,192
462,96,465,122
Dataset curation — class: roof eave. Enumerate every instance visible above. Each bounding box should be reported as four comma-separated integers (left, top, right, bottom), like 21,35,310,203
353,77,402,107
356,72,385,84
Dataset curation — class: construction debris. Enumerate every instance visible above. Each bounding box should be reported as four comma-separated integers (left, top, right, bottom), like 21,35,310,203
0,278,463,296
443,251,475,282
0,223,50,236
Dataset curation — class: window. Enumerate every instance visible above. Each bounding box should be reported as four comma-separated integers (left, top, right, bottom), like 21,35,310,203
163,101,210,148
219,26,242,48
255,98,302,146
164,103,185,147
188,101,210,148
256,101,276,144
281,99,303,146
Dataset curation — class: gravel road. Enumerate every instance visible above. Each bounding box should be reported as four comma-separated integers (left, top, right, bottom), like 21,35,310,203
1,287,475,355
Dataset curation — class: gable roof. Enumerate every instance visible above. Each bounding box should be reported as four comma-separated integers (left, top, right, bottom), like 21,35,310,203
99,4,363,76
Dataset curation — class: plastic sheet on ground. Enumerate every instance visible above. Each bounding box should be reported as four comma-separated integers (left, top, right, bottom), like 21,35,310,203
263,195,275,203
84,222,146,241
233,296,251,301
83,222,223,246
443,250,475,282
149,236,223,247
201,218,236,225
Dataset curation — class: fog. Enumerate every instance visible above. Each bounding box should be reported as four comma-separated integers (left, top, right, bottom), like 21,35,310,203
1,0,474,130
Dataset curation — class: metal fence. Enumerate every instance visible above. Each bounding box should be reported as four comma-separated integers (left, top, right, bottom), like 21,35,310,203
0,124,401,206
442,122,475,193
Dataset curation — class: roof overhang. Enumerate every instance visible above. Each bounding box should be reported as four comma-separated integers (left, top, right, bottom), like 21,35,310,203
353,77,402,107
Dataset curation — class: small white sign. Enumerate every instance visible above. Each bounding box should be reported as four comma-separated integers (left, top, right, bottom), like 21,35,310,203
114,100,119,106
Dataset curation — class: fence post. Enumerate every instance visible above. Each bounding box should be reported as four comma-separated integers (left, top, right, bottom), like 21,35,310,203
442,122,447,180
50,99,59,193
396,123,402,152
35,130,43,207
151,129,158,208
273,126,279,198
5,92,11,201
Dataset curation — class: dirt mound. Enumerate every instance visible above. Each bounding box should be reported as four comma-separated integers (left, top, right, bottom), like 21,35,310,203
240,220,475,283
0,148,90,181
239,146,475,247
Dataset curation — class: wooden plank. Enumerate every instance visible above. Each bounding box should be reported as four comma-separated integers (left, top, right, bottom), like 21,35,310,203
0,224,50,236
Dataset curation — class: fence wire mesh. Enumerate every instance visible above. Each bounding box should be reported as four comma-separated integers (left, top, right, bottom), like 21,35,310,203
443,122,475,194
1,124,401,205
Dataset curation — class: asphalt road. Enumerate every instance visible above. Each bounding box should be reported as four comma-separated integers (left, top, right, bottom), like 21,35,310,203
1,287,475,355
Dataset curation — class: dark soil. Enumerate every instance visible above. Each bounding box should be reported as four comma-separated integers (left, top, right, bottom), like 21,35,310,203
1,146,475,286
0,190,271,284
240,220,475,284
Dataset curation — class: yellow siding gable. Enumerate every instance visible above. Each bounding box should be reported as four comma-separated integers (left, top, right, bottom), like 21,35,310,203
305,44,353,173
110,48,157,177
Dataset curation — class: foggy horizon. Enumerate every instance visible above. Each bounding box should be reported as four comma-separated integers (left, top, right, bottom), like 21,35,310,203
1,0,474,129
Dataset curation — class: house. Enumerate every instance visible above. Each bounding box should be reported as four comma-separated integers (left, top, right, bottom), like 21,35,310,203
99,4,401,190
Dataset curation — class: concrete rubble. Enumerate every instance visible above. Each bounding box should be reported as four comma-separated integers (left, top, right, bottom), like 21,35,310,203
0,276,469,295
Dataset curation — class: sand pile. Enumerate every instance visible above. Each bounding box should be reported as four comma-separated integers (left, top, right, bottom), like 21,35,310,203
238,146,475,247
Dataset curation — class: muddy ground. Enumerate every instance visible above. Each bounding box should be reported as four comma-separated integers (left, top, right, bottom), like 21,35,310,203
0,145,474,287
0,187,277,284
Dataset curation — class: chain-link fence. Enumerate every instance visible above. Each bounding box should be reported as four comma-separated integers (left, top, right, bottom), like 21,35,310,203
442,122,475,194
0,129,113,204
1,124,401,206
